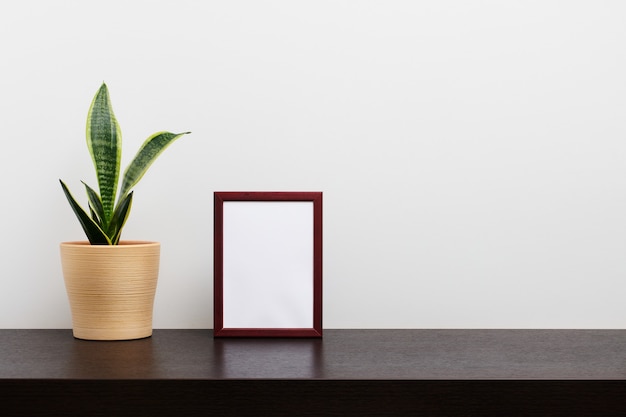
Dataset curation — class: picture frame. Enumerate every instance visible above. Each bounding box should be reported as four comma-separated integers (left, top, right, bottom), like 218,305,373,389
214,191,323,337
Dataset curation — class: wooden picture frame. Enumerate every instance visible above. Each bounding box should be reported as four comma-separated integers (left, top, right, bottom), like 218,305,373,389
214,192,322,337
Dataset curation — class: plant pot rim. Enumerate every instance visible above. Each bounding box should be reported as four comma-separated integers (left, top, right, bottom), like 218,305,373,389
60,240,160,247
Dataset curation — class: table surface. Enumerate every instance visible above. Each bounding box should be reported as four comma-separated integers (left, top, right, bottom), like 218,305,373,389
2,329,626,380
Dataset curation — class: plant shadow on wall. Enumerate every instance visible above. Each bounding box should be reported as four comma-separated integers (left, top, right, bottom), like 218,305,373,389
58,83,190,341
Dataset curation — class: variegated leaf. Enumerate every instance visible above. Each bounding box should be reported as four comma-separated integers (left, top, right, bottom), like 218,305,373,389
86,83,121,225
119,131,190,198
60,180,111,245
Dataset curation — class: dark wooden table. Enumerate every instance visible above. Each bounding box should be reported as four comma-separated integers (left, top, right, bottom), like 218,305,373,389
1,329,626,416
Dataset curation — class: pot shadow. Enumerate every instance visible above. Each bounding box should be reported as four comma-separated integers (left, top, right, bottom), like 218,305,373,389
65,335,156,379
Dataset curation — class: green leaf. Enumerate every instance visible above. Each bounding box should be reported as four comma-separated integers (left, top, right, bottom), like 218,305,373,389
86,83,121,225
62,83,190,245
107,191,133,245
82,181,104,227
88,205,100,225
59,180,112,245
119,131,190,198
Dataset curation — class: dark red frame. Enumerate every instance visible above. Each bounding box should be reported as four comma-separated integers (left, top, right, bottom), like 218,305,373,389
214,191,323,338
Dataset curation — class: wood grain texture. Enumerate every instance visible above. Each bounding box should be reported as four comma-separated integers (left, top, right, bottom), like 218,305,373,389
2,329,626,416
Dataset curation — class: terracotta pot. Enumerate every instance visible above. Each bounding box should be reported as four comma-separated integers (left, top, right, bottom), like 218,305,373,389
60,241,160,341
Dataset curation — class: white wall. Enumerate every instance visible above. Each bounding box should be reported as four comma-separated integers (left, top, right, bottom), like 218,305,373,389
1,1,626,329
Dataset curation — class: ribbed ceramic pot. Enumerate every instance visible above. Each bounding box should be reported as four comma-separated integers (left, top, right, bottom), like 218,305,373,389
60,241,160,341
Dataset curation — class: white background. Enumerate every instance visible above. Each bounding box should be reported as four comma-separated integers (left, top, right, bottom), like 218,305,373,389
1,1,626,329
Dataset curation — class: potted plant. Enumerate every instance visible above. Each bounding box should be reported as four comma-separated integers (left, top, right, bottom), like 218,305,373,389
59,82,190,340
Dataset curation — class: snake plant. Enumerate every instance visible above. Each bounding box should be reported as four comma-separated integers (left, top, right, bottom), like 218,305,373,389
60,82,190,245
